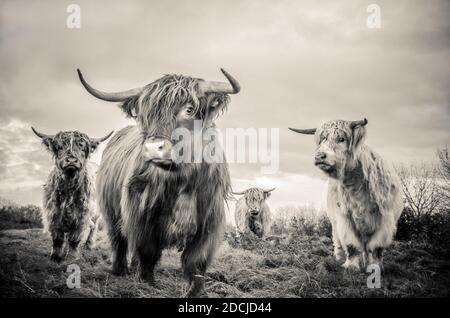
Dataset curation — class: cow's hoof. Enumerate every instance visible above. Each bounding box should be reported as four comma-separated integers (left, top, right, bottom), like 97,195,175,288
66,249,81,261
342,259,360,272
139,270,156,286
333,249,346,263
84,243,92,251
111,266,129,276
140,275,156,286
366,261,384,272
185,275,207,298
185,288,208,298
50,253,63,263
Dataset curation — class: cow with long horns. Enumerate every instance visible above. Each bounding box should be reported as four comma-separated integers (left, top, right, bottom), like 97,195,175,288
77,68,240,297
289,119,403,271
32,128,113,262
233,187,275,238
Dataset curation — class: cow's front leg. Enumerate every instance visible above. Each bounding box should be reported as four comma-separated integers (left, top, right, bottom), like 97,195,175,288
137,239,162,286
366,215,395,270
330,220,345,262
67,225,84,260
367,247,384,270
110,233,129,276
342,244,364,271
181,235,219,298
50,230,65,262
335,217,364,272
84,215,98,250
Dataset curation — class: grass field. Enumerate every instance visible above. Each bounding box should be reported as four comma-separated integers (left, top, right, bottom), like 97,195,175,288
1,213,449,298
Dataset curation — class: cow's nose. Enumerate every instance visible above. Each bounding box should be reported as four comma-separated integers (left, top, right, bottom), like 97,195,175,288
315,152,327,161
143,138,172,161
66,157,78,164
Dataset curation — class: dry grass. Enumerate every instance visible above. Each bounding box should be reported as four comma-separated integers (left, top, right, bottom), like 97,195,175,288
1,225,449,298
0,200,449,298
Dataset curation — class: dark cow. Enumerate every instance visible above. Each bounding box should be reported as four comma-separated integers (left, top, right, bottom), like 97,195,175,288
77,68,240,297
32,127,112,262
233,187,275,238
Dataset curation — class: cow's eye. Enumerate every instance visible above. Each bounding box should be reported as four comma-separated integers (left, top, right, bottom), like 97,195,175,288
185,104,195,116
210,99,219,108
338,137,345,143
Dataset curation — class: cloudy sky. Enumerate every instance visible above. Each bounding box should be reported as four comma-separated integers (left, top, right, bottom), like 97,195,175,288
0,0,449,212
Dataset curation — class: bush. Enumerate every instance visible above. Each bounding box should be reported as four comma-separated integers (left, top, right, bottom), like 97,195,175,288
271,205,331,238
0,204,42,230
396,207,450,258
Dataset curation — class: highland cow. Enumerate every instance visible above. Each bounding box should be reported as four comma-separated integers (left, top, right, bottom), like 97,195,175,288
289,119,403,271
233,187,275,238
77,68,240,297
32,127,112,262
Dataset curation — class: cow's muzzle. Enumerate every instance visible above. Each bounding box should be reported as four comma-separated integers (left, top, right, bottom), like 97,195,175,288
143,137,176,170
314,159,336,174
62,165,80,178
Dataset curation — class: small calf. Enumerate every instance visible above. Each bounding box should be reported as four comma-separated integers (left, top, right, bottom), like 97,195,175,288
32,127,112,262
233,187,275,238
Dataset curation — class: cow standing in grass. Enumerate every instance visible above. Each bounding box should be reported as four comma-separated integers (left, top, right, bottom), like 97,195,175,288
233,188,275,238
289,119,403,271
32,128,112,262
77,68,240,297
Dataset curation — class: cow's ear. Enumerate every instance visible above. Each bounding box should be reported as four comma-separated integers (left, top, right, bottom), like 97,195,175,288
89,141,101,153
350,125,367,151
120,96,139,119
89,131,114,154
31,127,55,153
41,137,56,153
264,192,272,199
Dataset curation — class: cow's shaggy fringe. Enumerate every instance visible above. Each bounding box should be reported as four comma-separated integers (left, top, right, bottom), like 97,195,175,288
120,75,230,130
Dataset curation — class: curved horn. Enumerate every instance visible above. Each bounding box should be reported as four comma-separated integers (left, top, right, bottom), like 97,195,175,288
289,127,317,135
231,190,246,195
91,131,114,144
263,187,276,194
350,118,368,129
31,127,54,140
77,69,145,102
198,68,240,95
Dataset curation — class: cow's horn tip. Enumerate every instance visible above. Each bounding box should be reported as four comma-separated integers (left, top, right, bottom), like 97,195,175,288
77,68,83,79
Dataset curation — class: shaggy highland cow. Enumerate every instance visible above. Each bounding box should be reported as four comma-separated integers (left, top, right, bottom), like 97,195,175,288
289,119,403,271
77,68,240,297
32,127,112,262
233,187,275,238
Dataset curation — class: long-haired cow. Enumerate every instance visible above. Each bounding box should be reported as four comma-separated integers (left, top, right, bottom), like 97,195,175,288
32,127,112,262
77,68,240,297
233,187,275,238
289,119,403,271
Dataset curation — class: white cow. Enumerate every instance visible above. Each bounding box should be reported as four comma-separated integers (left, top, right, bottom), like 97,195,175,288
290,119,403,271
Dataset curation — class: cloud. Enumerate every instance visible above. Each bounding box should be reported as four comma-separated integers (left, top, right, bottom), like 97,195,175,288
0,0,449,205
0,118,50,204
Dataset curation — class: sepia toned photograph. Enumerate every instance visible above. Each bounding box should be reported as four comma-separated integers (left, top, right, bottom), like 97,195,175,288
0,0,449,305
